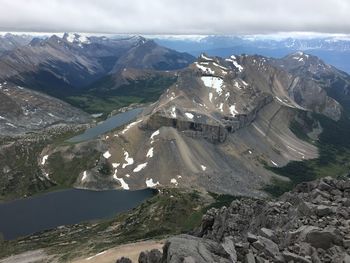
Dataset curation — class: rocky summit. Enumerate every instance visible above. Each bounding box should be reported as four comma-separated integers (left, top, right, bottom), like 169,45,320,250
118,177,350,262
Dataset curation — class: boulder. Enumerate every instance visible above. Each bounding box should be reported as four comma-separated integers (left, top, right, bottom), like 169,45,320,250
259,228,275,240
305,228,341,249
252,236,283,262
315,205,335,217
116,257,132,263
138,249,162,263
162,234,232,263
247,233,259,243
245,250,256,263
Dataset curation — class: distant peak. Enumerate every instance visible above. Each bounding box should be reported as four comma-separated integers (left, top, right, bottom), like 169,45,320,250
62,32,90,45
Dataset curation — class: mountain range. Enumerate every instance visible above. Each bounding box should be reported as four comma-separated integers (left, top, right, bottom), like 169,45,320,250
39,51,350,197
0,33,194,98
155,35,350,74
1,33,350,261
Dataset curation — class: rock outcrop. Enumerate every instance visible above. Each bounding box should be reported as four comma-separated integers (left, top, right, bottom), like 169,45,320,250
121,177,350,262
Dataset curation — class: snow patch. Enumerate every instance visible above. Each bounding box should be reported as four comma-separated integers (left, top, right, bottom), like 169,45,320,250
133,163,148,172
122,151,134,168
219,103,224,112
112,163,120,168
146,147,154,158
146,178,160,188
185,112,194,119
195,62,214,74
150,130,160,144
170,106,177,118
234,81,241,89
201,165,207,171
241,80,248,86
271,160,278,167
200,54,213,61
113,170,129,190
103,151,111,159
121,119,142,134
170,178,178,186
229,105,238,116
209,92,213,102
41,155,49,165
226,55,244,72
82,171,88,181
213,62,229,71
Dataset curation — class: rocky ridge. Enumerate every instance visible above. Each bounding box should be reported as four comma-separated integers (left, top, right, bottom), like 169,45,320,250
120,177,350,262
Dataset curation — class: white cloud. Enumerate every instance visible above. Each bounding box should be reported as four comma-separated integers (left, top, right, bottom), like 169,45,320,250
0,0,349,34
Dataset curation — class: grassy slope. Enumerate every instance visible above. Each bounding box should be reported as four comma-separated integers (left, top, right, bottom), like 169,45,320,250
66,75,177,115
264,114,350,197
0,129,88,201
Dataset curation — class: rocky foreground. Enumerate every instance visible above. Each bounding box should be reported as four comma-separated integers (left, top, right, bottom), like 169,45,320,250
117,177,350,262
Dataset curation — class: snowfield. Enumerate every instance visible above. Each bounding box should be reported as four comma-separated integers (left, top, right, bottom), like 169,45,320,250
201,76,223,95
133,163,148,172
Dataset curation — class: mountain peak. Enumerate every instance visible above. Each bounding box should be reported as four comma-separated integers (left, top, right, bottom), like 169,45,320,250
62,32,90,45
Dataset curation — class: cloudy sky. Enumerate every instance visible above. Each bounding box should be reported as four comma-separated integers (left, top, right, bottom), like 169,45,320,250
0,0,349,35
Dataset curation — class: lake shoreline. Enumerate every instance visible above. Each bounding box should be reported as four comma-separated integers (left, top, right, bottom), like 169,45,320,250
0,188,156,241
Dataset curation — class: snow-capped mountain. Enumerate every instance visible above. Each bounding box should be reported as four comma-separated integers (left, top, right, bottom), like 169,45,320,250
154,35,350,73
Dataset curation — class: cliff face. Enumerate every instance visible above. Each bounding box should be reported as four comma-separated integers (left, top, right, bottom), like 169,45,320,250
144,93,273,143
127,177,350,263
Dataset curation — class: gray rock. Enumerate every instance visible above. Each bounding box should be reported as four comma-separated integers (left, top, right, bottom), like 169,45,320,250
116,257,133,263
282,251,312,263
343,239,350,248
247,233,259,243
221,236,237,262
318,181,332,191
245,250,256,263
162,234,231,263
138,249,162,263
305,228,341,249
315,205,335,217
252,236,283,261
259,228,275,240
343,254,350,263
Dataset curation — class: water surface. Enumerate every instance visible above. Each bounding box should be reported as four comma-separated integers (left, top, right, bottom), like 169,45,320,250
68,107,144,143
0,188,155,240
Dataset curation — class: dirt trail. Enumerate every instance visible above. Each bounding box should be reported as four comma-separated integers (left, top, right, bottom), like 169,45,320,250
72,240,165,263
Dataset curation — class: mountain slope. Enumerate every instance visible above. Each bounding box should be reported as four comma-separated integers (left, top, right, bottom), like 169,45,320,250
0,33,32,55
0,34,194,98
40,52,350,197
0,81,90,136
